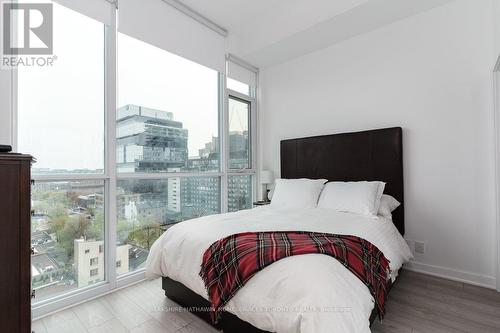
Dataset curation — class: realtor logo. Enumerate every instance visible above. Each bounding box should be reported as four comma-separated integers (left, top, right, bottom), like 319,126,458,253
2,2,53,55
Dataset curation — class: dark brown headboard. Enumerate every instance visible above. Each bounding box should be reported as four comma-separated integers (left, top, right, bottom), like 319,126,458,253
280,127,404,235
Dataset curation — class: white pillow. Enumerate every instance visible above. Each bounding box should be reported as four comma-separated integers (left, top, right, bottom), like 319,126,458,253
270,178,328,209
317,181,385,217
378,194,401,217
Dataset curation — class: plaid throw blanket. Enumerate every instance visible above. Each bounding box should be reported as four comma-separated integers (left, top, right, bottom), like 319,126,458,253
200,231,391,323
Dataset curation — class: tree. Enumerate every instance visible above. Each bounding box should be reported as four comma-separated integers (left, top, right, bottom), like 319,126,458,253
86,211,104,241
49,204,69,240
126,216,161,250
57,214,91,258
52,215,68,241
87,207,96,217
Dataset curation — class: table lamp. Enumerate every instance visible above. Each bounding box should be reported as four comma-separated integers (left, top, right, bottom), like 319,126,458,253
260,170,274,202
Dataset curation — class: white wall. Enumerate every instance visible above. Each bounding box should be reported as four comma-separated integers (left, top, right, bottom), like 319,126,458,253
0,69,13,146
260,0,499,287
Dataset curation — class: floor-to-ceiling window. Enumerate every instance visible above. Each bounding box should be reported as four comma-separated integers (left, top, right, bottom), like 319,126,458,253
15,0,257,317
116,33,222,273
18,2,107,303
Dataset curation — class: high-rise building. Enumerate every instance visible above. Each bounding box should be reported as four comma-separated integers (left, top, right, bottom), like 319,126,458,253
116,104,188,173
229,130,249,169
116,105,188,223
198,136,219,159
185,131,252,213
181,176,220,219
167,173,182,221
116,105,251,230
112,105,253,275
228,175,252,212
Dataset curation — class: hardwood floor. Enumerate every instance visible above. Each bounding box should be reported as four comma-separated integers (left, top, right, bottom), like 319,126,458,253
33,270,500,333
372,270,500,333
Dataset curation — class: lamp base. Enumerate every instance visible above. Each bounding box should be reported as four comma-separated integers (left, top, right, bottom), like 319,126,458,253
262,184,270,202
264,189,271,202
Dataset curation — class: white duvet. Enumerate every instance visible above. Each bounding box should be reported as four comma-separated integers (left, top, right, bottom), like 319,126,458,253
146,206,412,333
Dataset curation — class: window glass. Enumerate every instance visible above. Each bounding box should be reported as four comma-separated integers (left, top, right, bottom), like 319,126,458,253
22,3,108,304
31,181,105,301
16,0,258,311
228,96,251,169
227,77,251,96
117,33,219,173
228,175,253,212
116,177,220,274
18,3,105,175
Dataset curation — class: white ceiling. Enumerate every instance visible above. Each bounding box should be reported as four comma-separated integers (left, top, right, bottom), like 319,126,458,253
178,0,456,68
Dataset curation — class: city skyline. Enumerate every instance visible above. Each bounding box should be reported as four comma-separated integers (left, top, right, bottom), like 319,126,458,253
18,6,220,171
31,101,252,300
18,1,255,310
115,103,251,224
30,101,243,174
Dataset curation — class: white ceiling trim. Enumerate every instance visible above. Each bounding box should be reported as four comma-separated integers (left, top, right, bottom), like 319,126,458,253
237,0,456,67
227,54,259,73
157,0,228,36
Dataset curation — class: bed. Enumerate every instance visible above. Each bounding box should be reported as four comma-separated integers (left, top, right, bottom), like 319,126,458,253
145,127,412,333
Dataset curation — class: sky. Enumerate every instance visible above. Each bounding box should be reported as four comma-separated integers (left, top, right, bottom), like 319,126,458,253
18,2,222,172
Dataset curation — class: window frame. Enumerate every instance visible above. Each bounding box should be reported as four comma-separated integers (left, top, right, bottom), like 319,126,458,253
13,5,259,319
227,94,252,170
24,4,120,318
225,87,257,211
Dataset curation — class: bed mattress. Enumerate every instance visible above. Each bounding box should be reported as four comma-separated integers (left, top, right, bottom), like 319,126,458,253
146,206,412,333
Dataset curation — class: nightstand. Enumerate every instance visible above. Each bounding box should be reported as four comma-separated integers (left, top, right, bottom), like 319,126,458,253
253,201,271,206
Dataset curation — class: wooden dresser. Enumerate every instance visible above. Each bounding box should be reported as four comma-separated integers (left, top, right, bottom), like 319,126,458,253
0,154,33,333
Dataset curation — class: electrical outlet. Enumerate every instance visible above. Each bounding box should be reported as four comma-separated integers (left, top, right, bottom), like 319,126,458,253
414,241,425,254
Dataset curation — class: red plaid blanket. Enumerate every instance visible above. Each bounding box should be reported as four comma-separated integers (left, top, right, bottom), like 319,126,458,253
200,231,391,323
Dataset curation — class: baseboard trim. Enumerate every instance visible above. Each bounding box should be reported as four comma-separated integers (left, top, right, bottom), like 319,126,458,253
404,260,497,290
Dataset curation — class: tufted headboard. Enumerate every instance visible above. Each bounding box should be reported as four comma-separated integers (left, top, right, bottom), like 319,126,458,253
280,127,404,235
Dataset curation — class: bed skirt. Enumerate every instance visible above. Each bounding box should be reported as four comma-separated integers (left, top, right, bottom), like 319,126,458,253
161,274,397,333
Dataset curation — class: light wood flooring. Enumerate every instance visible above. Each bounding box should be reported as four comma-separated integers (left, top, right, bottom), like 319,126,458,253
33,270,500,333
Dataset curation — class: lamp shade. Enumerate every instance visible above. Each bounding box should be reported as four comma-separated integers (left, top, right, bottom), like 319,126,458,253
260,170,274,184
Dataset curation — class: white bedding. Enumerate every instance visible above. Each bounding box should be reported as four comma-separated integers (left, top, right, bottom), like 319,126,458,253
146,206,412,333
